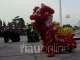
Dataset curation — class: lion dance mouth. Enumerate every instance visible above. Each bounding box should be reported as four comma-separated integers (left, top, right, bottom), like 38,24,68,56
30,3,77,57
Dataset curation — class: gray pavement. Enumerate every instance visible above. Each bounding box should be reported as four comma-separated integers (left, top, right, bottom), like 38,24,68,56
0,36,80,60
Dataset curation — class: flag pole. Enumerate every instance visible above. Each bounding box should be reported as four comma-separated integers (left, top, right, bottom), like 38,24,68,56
59,0,62,26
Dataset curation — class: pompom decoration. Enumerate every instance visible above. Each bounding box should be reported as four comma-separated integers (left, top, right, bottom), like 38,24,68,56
63,27,73,36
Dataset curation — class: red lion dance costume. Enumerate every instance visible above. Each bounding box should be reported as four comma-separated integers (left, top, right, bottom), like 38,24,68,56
30,3,77,57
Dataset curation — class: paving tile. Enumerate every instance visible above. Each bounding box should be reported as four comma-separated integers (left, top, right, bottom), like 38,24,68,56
0,55,35,60
0,36,80,60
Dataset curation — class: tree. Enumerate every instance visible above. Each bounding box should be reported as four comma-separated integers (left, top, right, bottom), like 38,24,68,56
3,21,6,26
7,22,13,26
73,25,79,31
0,19,2,26
12,16,25,27
63,24,72,28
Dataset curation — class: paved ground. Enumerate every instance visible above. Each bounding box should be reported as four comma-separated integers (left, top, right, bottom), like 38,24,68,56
0,36,80,60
